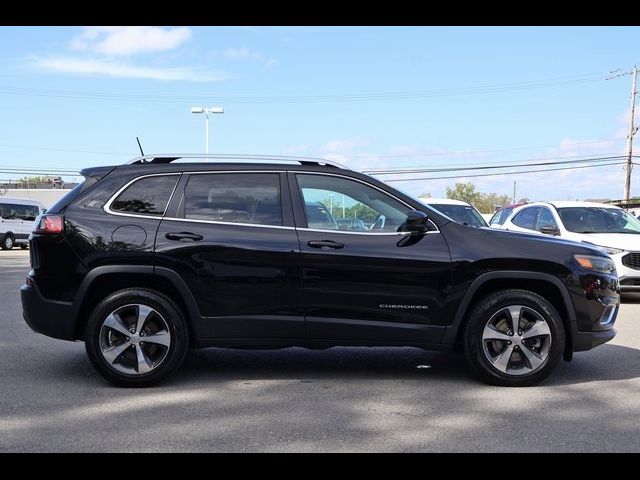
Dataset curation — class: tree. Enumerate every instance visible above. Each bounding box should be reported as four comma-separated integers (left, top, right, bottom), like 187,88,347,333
446,182,481,204
445,182,511,214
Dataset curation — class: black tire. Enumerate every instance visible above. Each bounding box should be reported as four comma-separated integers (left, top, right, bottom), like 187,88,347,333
463,289,565,387
1,235,14,250
85,288,189,387
20,243,28,250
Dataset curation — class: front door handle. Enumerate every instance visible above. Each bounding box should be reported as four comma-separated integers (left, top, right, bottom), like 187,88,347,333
165,232,204,242
307,240,344,249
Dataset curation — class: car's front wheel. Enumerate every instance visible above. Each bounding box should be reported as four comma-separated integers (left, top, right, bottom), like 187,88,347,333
85,288,188,387
463,289,565,387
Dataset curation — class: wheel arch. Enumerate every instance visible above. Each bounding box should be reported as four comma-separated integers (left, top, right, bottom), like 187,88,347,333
443,271,577,358
72,265,201,341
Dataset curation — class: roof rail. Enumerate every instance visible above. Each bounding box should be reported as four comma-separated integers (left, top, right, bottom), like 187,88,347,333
125,153,350,170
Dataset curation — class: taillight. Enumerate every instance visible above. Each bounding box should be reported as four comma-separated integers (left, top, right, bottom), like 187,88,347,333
33,215,64,234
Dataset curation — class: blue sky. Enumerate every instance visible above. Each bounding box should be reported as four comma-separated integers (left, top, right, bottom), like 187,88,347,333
0,26,638,201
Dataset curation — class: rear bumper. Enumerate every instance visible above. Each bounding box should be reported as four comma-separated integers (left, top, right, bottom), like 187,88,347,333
21,280,76,341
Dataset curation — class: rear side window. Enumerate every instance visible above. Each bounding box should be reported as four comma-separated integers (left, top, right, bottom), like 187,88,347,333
183,173,282,226
110,175,179,215
511,207,541,230
0,203,39,220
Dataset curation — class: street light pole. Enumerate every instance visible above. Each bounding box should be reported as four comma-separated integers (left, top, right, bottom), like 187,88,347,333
191,106,224,154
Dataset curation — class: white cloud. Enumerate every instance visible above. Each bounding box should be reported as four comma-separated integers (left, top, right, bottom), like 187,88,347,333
223,47,278,68
30,56,227,82
71,26,192,56
323,137,370,152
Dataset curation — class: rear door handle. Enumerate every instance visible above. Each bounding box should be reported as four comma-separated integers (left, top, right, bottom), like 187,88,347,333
165,232,204,242
307,240,344,249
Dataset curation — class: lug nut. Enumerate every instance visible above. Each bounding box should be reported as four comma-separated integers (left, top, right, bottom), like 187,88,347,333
507,341,512,345
126,337,130,341
140,342,144,346
140,332,145,337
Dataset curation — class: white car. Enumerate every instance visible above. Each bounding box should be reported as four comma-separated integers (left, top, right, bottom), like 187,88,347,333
501,201,640,292
0,197,45,250
419,198,488,228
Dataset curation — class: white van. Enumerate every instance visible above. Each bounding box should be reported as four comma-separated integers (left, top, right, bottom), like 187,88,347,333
0,197,46,250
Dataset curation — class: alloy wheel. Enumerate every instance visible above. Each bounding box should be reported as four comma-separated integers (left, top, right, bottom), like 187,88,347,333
481,305,552,376
99,304,171,375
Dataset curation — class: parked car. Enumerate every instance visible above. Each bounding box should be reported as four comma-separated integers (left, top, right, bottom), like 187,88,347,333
0,197,45,250
21,155,618,387
500,201,640,293
420,198,488,228
489,203,527,229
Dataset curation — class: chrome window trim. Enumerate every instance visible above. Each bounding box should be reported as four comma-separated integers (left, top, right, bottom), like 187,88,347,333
103,169,441,235
104,173,182,219
160,216,296,230
294,170,440,234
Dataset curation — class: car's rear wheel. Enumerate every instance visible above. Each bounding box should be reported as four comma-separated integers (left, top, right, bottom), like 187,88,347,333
19,243,28,250
463,289,565,387
1,235,14,250
85,288,188,387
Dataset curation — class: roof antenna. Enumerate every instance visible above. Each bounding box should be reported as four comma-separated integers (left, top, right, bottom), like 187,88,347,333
136,137,145,156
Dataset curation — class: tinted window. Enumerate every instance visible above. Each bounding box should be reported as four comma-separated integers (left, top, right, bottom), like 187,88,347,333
557,207,640,234
0,203,39,220
296,174,411,232
490,207,513,225
537,207,557,230
511,207,541,230
111,175,179,215
429,204,487,227
184,173,282,226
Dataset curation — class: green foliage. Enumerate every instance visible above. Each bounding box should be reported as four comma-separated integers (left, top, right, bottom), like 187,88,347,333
446,182,511,214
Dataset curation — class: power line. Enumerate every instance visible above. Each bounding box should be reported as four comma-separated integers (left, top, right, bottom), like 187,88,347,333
362,155,627,175
333,137,625,160
0,71,611,104
0,143,130,156
381,160,626,182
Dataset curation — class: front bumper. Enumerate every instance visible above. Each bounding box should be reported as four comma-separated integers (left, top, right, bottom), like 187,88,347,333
611,253,640,292
568,269,619,352
21,277,77,341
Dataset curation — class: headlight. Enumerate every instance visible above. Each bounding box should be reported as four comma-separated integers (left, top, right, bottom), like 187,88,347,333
582,241,625,255
598,246,625,255
574,254,616,274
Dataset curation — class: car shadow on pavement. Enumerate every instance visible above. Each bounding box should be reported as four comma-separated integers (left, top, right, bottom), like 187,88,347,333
155,343,640,387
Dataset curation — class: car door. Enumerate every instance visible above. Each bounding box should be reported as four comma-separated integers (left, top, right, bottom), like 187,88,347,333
154,170,304,340
289,171,452,345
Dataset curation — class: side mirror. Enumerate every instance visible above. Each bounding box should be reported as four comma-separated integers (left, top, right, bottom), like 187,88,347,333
539,224,559,236
405,210,429,233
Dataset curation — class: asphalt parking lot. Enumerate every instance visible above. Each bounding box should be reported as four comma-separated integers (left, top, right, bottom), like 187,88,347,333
1,249,640,452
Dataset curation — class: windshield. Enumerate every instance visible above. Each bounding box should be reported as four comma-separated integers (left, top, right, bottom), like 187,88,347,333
557,207,640,234
429,204,488,227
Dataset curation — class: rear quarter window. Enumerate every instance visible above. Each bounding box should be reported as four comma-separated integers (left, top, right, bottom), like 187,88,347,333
110,175,180,216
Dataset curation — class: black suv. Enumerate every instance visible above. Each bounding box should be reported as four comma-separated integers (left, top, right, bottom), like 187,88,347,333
21,154,619,387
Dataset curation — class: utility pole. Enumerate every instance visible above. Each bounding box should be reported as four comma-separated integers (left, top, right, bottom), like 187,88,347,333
624,65,638,202
513,180,516,204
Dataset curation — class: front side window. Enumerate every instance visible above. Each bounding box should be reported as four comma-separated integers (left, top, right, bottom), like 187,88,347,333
490,207,513,226
184,173,283,226
511,207,541,231
537,207,558,231
111,175,179,215
296,174,412,232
